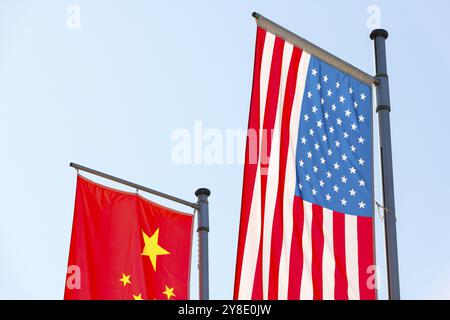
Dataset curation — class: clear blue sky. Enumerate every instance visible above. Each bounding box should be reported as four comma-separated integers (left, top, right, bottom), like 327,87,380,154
1,0,449,299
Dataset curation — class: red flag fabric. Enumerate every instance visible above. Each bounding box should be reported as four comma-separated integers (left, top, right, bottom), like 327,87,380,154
64,175,194,300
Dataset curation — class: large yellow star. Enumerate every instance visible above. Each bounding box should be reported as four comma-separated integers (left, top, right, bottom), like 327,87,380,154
133,293,143,300
141,228,170,271
162,285,176,300
119,273,131,286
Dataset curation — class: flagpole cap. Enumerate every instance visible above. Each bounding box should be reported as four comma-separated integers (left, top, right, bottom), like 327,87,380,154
370,29,389,40
195,188,211,197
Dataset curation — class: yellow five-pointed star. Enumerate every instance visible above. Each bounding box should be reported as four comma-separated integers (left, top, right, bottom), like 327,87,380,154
162,285,176,300
119,273,131,286
133,293,143,300
141,228,170,271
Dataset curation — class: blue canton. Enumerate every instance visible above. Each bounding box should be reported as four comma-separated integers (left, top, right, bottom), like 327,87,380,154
295,56,373,217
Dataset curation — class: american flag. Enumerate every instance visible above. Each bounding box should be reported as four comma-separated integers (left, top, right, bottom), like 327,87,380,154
234,27,376,300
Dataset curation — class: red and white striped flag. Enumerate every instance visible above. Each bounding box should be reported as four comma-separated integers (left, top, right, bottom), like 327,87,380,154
234,22,376,300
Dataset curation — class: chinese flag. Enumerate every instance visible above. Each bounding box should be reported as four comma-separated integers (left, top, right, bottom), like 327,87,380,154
64,175,194,300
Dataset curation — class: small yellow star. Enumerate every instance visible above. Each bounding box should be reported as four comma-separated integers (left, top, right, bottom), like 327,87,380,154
133,293,143,300
162,285,176,300
141,228,170,271
119,273,131,286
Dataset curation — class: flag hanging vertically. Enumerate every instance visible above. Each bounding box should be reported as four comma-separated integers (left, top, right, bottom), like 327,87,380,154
64,175,194,300
234,19,376,300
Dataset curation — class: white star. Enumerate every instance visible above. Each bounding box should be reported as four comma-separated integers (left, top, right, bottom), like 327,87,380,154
341,176,348,184
341,198,347,206
323,75,329,82
328,149,333,156
321,98,325,105
326,171,332,179
359,179,366,187
322,134,327,142
299,183,303,190
336,118,343,126
335,140,341,148
313,165,319,173
309,128,315,136
312,188,318,196
314,143,320,150
351,145,357,153
343,131,349,139
360,93,367,101
317,120,323,128
307,91,312,99
329,126,335,134
307,151,313,159
320,157,326,165
358,158,365,166
334,162,340,170
301,137,307,144
327,89,333,97
312,68,318,76
359,201,366,209
359,115,365,122
317,83,321,90
349,87,354,94
299,160,304,167
358,136,365,144
351,123,358,131
336,81,341,89
333,185,339,193
332,104,337,111
354,101,359,109
350,189,357,197
304,114,309,122
339,95,346,103
350,167,357,174
319,180,325,187
312,105,318,113
341,154,348,161
324,112,330,120
326,194,331,201
305,174,311,182
345,109,352,117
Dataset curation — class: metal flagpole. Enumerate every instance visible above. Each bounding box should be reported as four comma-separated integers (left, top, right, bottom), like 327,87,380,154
69,162,210,299
195,188,210,300
252,12,378,86
370,30,400,300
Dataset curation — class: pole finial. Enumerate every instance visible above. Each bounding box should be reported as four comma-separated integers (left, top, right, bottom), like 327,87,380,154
195,188,211,197
370,29,389,40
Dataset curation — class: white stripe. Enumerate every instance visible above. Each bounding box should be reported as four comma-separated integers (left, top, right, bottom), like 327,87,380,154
237,32,275,299
345,214,360,300
277,52,311,299
299,200,314,299
259,33,275,131
322,208,335,300
261,42,293,299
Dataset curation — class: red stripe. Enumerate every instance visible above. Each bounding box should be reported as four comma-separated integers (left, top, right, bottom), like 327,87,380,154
357,216,376,300
333,211,348,300
267,47,302,299
233,27,265,299
311,204,324,300
288,196,304,299
252,35,285,298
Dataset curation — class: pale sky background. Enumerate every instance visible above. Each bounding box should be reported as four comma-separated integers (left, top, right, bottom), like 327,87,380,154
1,0,449,300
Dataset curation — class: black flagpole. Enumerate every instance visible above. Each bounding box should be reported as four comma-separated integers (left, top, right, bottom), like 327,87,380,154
370,30,401,300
